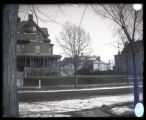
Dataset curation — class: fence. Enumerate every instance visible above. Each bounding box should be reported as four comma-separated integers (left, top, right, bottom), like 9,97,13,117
23,75,128,88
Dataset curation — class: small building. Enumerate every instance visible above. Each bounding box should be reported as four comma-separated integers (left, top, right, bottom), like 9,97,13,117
16,14,61,86
60,57,75,76
114,40,144,75
92,60,112,71
60,55,113,76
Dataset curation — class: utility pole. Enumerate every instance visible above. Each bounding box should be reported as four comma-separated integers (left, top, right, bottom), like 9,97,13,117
79,5,87,27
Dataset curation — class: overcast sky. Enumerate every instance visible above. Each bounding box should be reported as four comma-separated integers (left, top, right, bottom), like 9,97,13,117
18,4,123,64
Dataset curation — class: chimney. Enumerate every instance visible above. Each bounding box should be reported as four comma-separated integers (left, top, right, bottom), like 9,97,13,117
28,14,33,20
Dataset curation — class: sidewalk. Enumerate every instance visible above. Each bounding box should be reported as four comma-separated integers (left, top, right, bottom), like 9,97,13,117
18,82,129,91
18,85,134,93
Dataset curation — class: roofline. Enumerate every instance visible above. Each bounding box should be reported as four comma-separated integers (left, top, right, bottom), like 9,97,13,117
17,53,61,58
32,20,49,38
18,19,49,38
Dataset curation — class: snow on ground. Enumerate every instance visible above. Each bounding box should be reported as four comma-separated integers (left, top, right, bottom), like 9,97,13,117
110,106,133,116
19,93,143,117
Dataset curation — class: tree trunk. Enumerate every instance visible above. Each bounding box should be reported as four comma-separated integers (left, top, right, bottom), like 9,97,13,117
3,5,19,117
75,63,78,88
130,43,139,107
74,56,78,88
126,53,129,85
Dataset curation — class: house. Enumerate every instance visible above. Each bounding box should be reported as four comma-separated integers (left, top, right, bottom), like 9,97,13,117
60,54,113,76
92,60,112,71
16,14,61,86
114,40,144,76
60,57,75,76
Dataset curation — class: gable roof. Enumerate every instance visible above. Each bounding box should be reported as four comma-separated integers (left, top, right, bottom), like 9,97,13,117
17,18,49,39
40,28,49,36
32,20,49,38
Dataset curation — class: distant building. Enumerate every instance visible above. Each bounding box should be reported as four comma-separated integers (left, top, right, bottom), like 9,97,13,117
16,14,61,86
114,40,144,75
60,54,113,76
92,60,112,71
60,57,75,76
80,54,113,72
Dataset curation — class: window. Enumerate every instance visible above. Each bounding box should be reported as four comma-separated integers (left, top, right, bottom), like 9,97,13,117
49,47,52,55
23,26,36,33
17,45,20,53
21,45,25,49
32,26,36,32
35,46,40,53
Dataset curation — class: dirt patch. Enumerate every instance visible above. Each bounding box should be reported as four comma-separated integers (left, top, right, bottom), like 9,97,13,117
65,102,135,117
100,102,135,117
64,107,115,117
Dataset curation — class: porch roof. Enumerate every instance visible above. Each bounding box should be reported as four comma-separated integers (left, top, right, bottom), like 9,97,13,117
17,53,61,58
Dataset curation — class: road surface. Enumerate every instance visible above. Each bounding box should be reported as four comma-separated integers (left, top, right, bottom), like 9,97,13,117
18,85,142,102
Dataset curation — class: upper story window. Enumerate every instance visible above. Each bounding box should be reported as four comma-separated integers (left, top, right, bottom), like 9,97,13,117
49,47,52,55
23,25,36,33
21,45,25,49
32,26,36,32
35,46,40,53
17,45,21,53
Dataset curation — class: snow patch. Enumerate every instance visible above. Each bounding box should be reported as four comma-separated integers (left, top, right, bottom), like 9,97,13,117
110,106,133,116
19,93,143,117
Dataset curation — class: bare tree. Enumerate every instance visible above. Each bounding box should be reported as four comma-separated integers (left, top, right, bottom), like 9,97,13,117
18,5,62,26
92,4,143,107
56,22,91,87
3,4,19,117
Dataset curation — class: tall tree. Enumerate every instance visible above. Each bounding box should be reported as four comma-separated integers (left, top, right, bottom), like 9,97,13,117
56,22,91,87
92,4,143,107
3,4,19,117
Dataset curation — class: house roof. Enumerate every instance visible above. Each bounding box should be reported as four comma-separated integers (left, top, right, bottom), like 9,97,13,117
17,16,49,39
40,28,49,37
17,53,61,58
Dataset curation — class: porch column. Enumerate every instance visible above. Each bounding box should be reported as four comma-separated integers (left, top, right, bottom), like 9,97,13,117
31,56,34,75
43,56,45,68
24,56,26,77
39,79,41,88
29,56,31,68
30,56,31,68
21,78,23,87
33,56,34,68
25,56,26,68
46,57,48,68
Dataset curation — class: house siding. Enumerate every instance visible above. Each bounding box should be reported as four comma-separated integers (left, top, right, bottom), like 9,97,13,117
23,42,52,55
114,40,144,75
16,14,61,81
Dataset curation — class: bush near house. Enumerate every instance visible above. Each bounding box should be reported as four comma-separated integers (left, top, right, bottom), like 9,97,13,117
77,69,127,75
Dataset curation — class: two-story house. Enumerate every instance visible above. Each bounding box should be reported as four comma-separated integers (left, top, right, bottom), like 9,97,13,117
16,14,61,86
60,54,113,76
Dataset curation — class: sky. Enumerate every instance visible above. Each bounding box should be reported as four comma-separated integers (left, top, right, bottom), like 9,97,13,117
18,4,122,64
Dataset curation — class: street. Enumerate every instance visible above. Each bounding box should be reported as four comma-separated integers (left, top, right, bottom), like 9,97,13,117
18,85,142,102
18,83,143,117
